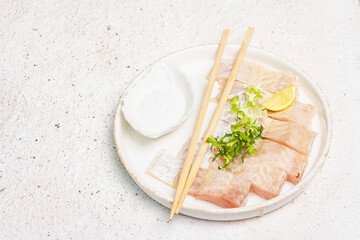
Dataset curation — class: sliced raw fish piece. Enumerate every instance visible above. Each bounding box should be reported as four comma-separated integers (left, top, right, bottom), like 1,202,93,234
267,101,315,128
212,119,232,138
177,138,218,169
178,142,251,208
147,142,219,187
261,117,317,156
147,149,251,208
253,139,307,184
243,160,286,200
214,60,253,81
214,79,248,102
226,152,287,200
214,59,298,93
189,168,252,208
147,149,185,188
213,79,274,103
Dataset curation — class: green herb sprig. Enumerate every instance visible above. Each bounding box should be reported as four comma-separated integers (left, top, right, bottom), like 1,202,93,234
206,86,265,170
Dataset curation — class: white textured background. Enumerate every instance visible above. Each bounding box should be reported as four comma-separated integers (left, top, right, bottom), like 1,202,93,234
1,0,360,239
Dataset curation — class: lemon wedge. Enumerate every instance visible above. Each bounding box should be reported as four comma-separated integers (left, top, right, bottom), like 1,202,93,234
263,85,296,111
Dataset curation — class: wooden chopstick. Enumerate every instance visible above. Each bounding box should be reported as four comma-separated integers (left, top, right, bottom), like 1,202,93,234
168,30,230,221
174,27,254,215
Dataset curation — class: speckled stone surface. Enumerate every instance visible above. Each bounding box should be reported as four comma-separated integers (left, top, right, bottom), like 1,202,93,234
1,0,359,239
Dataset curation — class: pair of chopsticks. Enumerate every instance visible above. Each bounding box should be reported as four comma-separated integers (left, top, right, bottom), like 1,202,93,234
169,28,254,220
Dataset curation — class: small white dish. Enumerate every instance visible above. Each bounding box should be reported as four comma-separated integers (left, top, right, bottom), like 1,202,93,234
121,64,195,139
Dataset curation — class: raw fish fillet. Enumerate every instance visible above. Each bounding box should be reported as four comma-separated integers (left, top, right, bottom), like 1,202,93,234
227,157,287,199
213,79,274,102
267,101,315,128
147,141,217,187
177,138,219,170
147,149,185,188
147,149,252,208
224,140,287,199
261,117,317,156
212,119,232,138
214,59,298,93
219,102,236,125
189,168,252,208
252,139,307,184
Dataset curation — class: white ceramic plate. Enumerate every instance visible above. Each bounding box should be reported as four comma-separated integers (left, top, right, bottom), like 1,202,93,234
113,45,332,221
